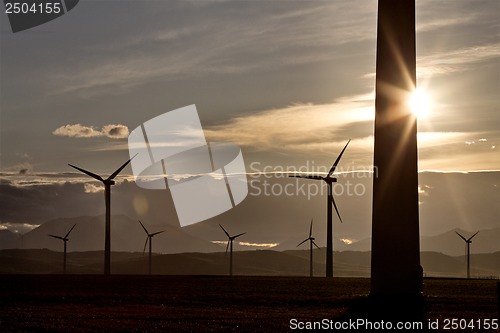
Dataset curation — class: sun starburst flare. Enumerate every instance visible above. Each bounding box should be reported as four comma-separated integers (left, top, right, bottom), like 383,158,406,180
409,89,432,118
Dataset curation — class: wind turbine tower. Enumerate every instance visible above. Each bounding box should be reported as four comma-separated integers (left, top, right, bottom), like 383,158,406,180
139,220,165,275
219,224,246,276
297,219,320,277
69,155,135,275
456,231,479,279
371,0,422,295
48,224,76,274
290,140,350,277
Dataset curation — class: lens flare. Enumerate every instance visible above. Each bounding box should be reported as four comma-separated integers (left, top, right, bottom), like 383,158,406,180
409,89,431,118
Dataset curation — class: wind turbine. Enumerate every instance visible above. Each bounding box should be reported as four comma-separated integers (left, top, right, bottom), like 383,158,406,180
456,231,479,279
289,140,350,278
48,224,76,274
138,220,165,275
69,155,136,275
219,224,246,276
297,218,320,277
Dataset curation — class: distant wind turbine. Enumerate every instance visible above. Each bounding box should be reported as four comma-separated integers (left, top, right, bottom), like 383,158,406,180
138,220,165,275
297,218,320,277
219,224,246,276
69,155,136,275
289,140,350,278
456,231,479,279
48,224,76,274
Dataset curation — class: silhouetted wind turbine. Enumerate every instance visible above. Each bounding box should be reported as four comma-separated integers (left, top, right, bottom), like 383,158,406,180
289,140,350,278
69,155,136,275
48,224,76,274
219,224,246,276
456,231,479,279
138,220,165,275
297,218,320,277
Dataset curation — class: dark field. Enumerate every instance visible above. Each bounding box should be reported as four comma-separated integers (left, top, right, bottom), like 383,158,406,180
0,275,498,332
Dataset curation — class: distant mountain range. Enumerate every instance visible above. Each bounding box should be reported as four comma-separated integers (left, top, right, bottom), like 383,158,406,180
0,214,498,278
0,248,498,278
3,215,223,254
0,230,17,244
0,215,498,257
324,227,500,256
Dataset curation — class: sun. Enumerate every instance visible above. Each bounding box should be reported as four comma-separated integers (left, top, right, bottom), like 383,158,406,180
409,89,432,118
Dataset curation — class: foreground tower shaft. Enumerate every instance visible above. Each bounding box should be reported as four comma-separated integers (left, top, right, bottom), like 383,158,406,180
371,0,422,295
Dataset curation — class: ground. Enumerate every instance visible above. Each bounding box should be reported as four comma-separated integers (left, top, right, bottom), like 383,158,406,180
0,275,498,332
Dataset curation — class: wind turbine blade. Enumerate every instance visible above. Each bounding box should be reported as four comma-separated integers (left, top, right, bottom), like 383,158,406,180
225,240,230,256
233,232,246,239
68,164,104,182
331,196,343,223
143,237,149,254
296,239,308,247
151,230,165,237
64,224,77,238
312,240,321,249
289,175,324,180
219,224,230,238
138,220,149,235
468,231,479,242
455,231,467,242
309,219,313,238
327,140,351,177
107,154,137,181
48,235,64,240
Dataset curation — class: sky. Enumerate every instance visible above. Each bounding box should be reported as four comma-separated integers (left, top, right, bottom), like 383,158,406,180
0,0,498,248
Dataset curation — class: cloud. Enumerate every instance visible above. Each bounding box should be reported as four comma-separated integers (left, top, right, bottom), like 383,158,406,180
45,1,376,96
52,124,102,138
204,93,374,154
418,132,500,171
0,172,134,187
418,185,432,197
1,171,498,243
1,0,497,176
203,92,499,170
0,222,39,234
0,176,176,226
361,43,500,80
238,242,279,248
52,124,129,139
84,183,104,194
15,153,32,160
417,43,500,78
211,241,281,249
3,162,34,174
417,15,477,33
202,90,500,170
102,125,130,138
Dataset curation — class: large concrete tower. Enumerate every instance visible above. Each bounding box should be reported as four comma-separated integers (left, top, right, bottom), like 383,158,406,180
371,0,422,295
